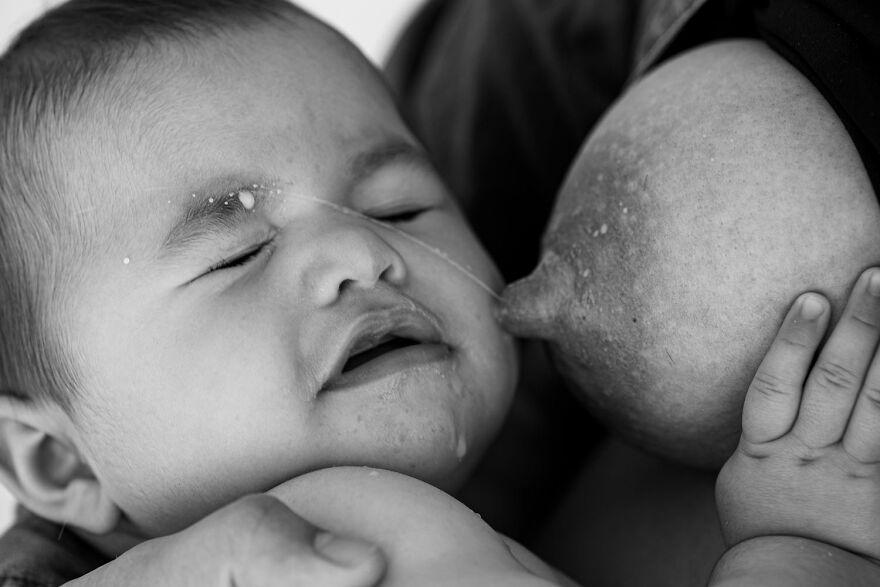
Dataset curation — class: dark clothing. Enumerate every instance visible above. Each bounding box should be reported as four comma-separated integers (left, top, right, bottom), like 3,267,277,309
0,508,107,586
651,0,880,193
754,0,880,196
631,0,711,78
386,0,642,281
388,0,879,286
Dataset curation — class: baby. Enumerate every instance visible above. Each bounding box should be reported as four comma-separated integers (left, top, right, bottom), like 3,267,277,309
0,0,517,582
0,1,877,586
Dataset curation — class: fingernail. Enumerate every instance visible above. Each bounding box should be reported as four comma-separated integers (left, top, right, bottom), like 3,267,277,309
314,531,378,567
868,270,880,297
799,294,825,320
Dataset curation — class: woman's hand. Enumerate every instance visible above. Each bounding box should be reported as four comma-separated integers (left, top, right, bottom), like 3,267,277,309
66,493,385,587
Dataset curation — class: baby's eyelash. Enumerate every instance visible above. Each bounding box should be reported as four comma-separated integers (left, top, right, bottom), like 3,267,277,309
377,211,421,223
208,240,273,273
371,207,428,224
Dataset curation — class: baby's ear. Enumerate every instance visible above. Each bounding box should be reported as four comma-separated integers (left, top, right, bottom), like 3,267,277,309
0,396,120,534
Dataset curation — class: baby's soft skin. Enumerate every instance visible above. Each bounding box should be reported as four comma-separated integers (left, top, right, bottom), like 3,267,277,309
713,267,880,586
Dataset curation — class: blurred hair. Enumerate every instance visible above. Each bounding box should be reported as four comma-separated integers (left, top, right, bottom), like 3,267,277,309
0,0,306,412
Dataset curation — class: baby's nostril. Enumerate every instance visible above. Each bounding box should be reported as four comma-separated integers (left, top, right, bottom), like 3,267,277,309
338,278,355,294
379,263,402,285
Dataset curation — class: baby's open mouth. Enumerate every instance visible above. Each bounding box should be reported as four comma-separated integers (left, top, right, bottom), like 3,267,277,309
342,335,420,372
322,305,450,392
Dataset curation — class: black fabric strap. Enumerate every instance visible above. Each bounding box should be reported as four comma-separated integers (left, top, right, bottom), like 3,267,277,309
754,0,880,195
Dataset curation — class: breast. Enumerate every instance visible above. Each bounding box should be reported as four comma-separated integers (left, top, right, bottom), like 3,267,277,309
502,39,880,468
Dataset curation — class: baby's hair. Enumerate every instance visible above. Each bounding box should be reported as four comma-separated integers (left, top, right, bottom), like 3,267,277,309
0,0,308,412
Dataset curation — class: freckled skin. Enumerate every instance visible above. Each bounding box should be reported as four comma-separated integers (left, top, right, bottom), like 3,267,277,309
503,40,880,467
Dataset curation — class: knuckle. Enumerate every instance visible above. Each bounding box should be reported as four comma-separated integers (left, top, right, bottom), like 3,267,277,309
860,384,880,413
849,309,880,331
281,559,326,586
813,360,859,391
237,555,325,587
738,441,771,461
227,495,275,526
778,333,811,349
220,495,284,549
750,371,792,400
204,496,317,582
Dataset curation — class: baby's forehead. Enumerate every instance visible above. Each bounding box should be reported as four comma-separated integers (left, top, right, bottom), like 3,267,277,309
50,21,416,279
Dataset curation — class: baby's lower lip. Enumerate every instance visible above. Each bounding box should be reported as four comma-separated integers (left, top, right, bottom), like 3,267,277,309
321,343,451,392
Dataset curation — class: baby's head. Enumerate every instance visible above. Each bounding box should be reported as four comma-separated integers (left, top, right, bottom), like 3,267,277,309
0,0,517,539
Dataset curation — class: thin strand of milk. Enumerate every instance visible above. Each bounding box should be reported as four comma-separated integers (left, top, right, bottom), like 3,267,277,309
117,185,503,302
282,192,503,302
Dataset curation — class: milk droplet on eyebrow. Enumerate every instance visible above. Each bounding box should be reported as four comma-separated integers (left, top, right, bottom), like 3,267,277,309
122,257,131,265
238,189,256,210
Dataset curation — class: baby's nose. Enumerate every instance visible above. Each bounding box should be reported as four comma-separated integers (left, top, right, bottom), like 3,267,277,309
295,222,407,306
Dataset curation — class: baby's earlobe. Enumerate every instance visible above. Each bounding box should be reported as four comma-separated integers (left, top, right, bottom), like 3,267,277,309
0,399,121,534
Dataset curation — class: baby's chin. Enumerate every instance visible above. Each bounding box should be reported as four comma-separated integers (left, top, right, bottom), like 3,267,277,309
315,365,502,488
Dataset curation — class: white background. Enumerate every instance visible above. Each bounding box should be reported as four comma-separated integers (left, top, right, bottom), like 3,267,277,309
0,0,425,532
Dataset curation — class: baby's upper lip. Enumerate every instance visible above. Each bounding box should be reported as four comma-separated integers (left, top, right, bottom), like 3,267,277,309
321,301,446,389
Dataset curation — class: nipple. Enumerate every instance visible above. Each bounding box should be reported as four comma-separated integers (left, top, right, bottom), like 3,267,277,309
497,249,573,338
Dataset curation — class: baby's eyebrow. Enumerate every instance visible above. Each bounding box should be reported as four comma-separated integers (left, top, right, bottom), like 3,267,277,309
159,176,268,259
348,138,432,183
157,139,429,259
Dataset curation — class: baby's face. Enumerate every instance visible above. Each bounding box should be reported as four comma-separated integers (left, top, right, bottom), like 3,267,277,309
59,19,517,535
